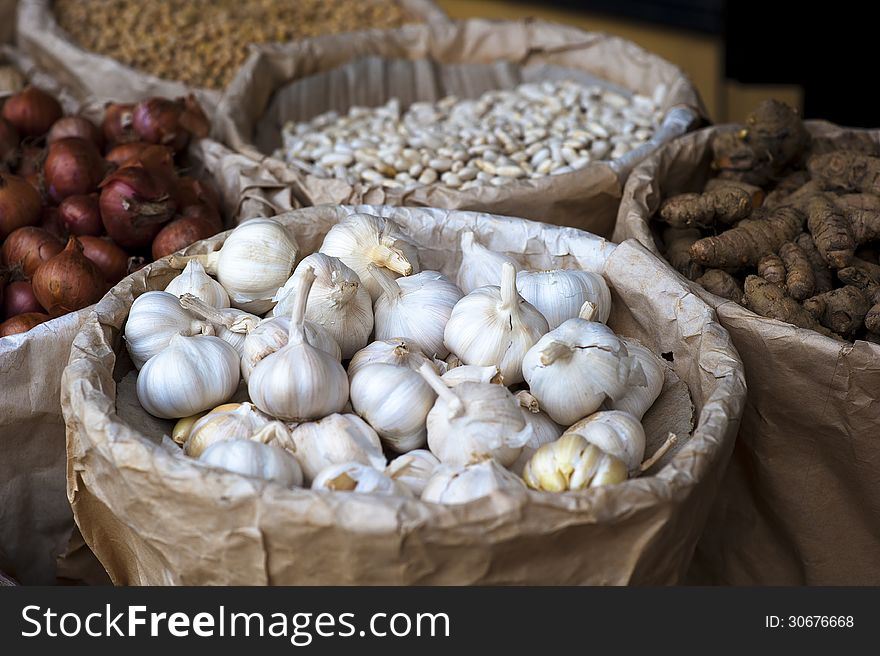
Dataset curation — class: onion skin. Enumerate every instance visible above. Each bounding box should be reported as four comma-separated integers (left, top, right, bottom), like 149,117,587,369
58,193,103,236
176,176,220,213
16,144,44,178
132,97,208,152
32,237,104,316
0,312,50,337
1,87,63,138
151,214,217,260
47,116,103,149
78,235,128,284
3,280,44,317
44,138,107,204
102,102,136,146
0,117,19,171
0,173,42,240
99,166,176,249
104,141,152,167
1,227,64,278
38,207,68,239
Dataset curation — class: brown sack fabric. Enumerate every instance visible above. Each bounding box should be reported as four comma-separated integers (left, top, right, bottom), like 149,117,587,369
62,205,744,585
213,19,705,237
615,124,880,585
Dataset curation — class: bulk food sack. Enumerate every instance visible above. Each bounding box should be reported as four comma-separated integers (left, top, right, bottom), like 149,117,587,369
62,205,744,585
213,19,704,237
615,123,880,585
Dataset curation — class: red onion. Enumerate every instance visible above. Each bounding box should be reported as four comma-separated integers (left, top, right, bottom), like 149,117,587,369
0,117,19,171
117,144,178,192
0,312,50,337
104,141,152,167
176,176,220,213
16,144,44,178
47,116,104,150
3,280,44,317
102,102,136,146
32,237,104,316
78,235,129,285
151,214,218,260
0,173,42,239
99,166,176,249
132,97,192,152
44,137,107,204
58,193,103,236
181,202,222,232
1,227,64,278
178,94,210,139
1,87,63,138
38,207,68,240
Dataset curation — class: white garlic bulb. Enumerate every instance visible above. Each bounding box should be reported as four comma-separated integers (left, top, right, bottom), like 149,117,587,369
248,268,348,421
522,318,644,426
349,363,436,453
456,231,519,294
372,267,463,359
240,315,341,382
311,462,412,497
200,439,303,488
124,291,213,369
516,269,612,329
565,410,646,476
419,363,531,468
320,213,420,301
608,338,665,419
522,434,627,492
440,365,503,387
136,334,240,420
422,459,526,504
385,449,440,497
178,294,260,355
273,253,373,359
444,262,548,385
289,413,386,483
183,402,270,457
347,338,433,379
510,391,564,474
164,260,230,308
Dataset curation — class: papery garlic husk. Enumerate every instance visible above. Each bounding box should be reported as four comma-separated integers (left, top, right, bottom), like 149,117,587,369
347,338,434,379
178,294,260,355
136,333,240,420
124,291,213,369
385,449,440,497
516,269,612,329
172,402,241,446
441,365,503,387
165,260,230,308
372,267,463,359
608,338,665,419
350,363,436,452
319,213,420,301
444,262,548,385
422,459,526,504
419,363,531,468
311,461,412,496
289,413,386,483
200,437,303,488
456,231,519,294
510,391,564,475
522,433,627,492
248,267,348,421
240,314,342,382
183,401,270,457
521,318,645,426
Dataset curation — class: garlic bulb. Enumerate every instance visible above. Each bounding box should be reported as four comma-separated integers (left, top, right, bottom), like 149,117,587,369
136,334,240,420
510,391,564,474
419,363,531,468
516,269,612,329
422,459,526,504
456,231,519,294
440,365,503,387
248,268,348,421
289,413,386,483
272,253,373,359
608,338,664,419
372,267,463,359
319,213,420,301
522,318,644,426
347,338,433,379
565,410,646,476
200,439,303,488
183,402,270,457
164,260,230,308
312,462,412,496
178,294,260,355
444,262,548,385
522,434,627,492
171,402,240,446
349,363,436,452
240,315,342,382
124,291,213,369
385,449,440,497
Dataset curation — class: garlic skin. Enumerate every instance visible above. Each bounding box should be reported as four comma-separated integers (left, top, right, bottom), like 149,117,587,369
422,459,526,504
444,262,548,385
172,402,241,446
516,269,612,329
456,231,519,294
385,449,440,497
200,439,303,488
440,365,503,387
164,260,230,308
349,363,436,452
372,267,463,359
240,315,342,382
419,363,531,468
608,338,664,419
178,294,260,356
347,338,433,379
289,413,386,483
522,318,643,426
565,410,646,476
522,434,627,492
320,213,420,301
312,462,412,497
183,402,270,457
136,334,240,420
248,268,348,421
124,291,212,369
510,391,564,475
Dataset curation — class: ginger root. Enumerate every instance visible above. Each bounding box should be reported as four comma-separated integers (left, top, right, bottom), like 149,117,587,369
743,275,834,337
663,226,703,281
837,258,880,334
809,151,880,195
704,178,765,208
696,269,743,303
835,193,880,244
757,252,786,285
658,187,752,228
794,232,834,294
779,241,815,301
807,195,854,268
803,286,870,338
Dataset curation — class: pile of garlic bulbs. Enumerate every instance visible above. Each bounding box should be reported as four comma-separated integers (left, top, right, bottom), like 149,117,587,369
126,213,672,504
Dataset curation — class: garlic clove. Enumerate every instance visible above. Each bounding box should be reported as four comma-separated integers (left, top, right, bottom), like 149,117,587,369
608,338,665,420
564,410,646,476
516,269,612,329
440,364,503,386
347,338,434,379
289,413,386,484
171,410,208,446
522,433,627,492
509,391,564,475
240,314,341,382
124,291,213,369
165,260,230,308
311,461,412,497
422,459,526,504
385,449,440,497
199,439,303,488
456,231,520,294
183,401,270,457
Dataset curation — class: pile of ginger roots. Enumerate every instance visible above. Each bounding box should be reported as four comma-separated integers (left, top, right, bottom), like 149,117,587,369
657,100,880,342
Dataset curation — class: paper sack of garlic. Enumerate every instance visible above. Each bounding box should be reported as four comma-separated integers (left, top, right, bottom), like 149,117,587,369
125,212,678,504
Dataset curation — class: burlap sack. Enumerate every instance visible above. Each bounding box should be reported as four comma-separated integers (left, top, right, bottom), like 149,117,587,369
213,19,704,237
62,205,744,585
615,124,880,585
